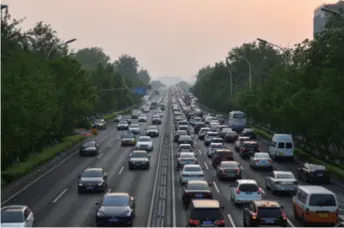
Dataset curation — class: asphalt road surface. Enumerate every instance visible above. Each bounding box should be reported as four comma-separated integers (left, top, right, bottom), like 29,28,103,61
2,92,344,227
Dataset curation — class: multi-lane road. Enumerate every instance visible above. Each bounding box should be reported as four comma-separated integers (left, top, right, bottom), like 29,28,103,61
2,92,344,227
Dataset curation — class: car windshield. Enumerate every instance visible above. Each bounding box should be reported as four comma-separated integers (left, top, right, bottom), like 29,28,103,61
130,124,139,128
184,166,201,172
122,134,134,138
258,207,282,218
221,163,239,169
180,136,191,140
94,119,104,123
139,138,151,142
187,183,209,191
238,183,258,192
275,173,295,179
131,152,147,158
1,210,24,223
102,195,129,206
82,170,102,178
83,141,96,147
179,145,192,150
180,156,195,160
210,144,223,149
119,121,128,124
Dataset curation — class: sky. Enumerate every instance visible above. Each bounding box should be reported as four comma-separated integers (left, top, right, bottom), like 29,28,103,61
2,0,339,81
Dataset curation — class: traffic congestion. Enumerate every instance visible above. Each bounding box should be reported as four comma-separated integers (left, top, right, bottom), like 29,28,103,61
1,87,344,227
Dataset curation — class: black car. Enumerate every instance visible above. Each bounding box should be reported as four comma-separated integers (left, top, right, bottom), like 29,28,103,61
78,168,108,193
122,116,132,124
79,140,100,156
177,135,193,146
194,122,206,134
182,180,213,208
216,161,242,180
297,163,330,183
241,128,257,140
238,141,260,158
186,199,225,227
243,200,287,227
128,150,150,169
174,130,188,142
96,192,135,226
152,117,162,125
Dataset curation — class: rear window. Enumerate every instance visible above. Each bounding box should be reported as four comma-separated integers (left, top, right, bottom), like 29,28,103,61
180,145,192,150
278,142,284,148
286,142,293,149
245,143,258,149
210,144,223,149
239,183,259,192
191,208,222,220
184,166,202,172
258,207,282,218
309,194,336,206
216,152,232,157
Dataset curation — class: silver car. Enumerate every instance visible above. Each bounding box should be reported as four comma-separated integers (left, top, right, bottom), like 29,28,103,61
207,143,224,158
180,164,204,185
117,121,129,130
128,150,150,169
138,115,147,122
230,179,262,205
136,136,153,151
129,124,140,134
265,171,298,194
249,152,272,169
1,205,35,227
176,144,194,157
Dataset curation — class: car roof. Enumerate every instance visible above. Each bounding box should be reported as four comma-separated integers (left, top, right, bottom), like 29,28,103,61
210,143,223,146
84,168,102,172
254,152,269,156
184,164,201,168
180,135,192,139
298,185,334,194
192,199,220,208
187,180,208,185
130,124,139,126
304,163,326,170
221,161,239,165
200,127,210,130
244,141,258,144
179,144,192,147
215,149,232,153
237,179,257,184
273,171,293,175
105,192,129,197
238,136,250,139
254,200,281,207
139,136,151,139
132,150,147,154
1,205,26,212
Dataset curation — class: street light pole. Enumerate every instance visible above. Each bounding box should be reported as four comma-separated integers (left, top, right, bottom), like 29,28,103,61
225,57,233,99
257,38,288,71
236,55,252,90
47,38,77,59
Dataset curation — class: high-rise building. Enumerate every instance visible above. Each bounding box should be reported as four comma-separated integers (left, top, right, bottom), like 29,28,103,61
313,1,344,37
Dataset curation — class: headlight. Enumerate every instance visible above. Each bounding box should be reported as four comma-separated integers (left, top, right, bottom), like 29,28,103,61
122,210,132,217
97,211,105,217
78,182,83,186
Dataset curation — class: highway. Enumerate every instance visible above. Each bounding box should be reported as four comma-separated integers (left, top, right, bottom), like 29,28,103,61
2,90,344,227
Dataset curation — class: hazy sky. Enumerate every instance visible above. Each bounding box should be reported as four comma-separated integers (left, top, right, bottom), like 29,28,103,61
2,0,338,80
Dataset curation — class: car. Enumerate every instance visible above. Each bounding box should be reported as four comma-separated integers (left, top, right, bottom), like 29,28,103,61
210,137,224,144
146,125,159,137
176,152,198,170
210,122,220,131
128,124,140,134
223,130,238,143
234,136,251,151
217,125,228,133
249,152,272,169
93,119,106,129
152,116,162,125
122,116,132,124
239,141,260,158
198,127,210,140
174,115,183,122
243,200,288,227
143,107,150,113
1,205,35,227
128,150,150,169
241,128,257,140
120,133,136,146
176,143,194,154
174,130,188,142
335,222,344,227
135,136,153,151
230,179,262,205
138,114,147,122
178,125,189,134
204,131,218,146
180,164,204,185
216,161,242,180
155,111,163,118
117,121,129,130
182,180,213,208
113,115,122,122
265,171,298,194
194,122,206,134
79,140,100,156
297,163,331,183
212,149,234,168
131,110,139,119
207,143,225,158
186,199,225,227
78,168,108,193
95,192,135,226
177,135,193,146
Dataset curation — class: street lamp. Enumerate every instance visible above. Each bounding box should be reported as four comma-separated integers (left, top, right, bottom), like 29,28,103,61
257,38,288,71
1,4,8,10
47,38,77,59
225,57,233,99
235,55,252,90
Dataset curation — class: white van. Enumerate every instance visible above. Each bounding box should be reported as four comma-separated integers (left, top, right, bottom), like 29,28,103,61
268,134,294,160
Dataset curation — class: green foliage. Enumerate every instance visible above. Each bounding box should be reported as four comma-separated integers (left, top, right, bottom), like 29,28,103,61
193,15,344,168
1,11,150,175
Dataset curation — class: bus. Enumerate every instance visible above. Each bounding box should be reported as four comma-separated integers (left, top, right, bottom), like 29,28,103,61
228,111,247,132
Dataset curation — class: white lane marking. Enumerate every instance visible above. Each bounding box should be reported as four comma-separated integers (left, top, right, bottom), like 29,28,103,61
287,219,295,227
198,149,201,154
52,188,68,203
97,153,103,159
118,166,124,175
227,213,236,228
107,188,111,193
204,162,209,170
339,215,344,220
170,120,177,227
213,181,220,193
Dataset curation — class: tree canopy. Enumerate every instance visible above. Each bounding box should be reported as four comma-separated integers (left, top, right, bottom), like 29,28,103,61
192,15,344,165
1,11,151,170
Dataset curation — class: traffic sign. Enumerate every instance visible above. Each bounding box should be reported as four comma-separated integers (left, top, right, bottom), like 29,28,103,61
132,87,146,95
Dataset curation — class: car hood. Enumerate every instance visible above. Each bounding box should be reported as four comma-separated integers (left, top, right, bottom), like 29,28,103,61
98,206,131,216
1,222,26,227
130,158,149,162
80,177,103,182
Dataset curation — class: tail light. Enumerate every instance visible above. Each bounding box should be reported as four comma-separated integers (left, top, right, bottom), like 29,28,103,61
207,192,213,198
268,159,272,163
255,159,260,163
282,211,287,220
251,212,257,220
236,188,240,194
236,169,241,173
215,219,225,225
189,219,200,225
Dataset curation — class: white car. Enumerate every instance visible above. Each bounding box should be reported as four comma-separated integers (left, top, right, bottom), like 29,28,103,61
209,122,220,131
230,179,262,205
1,205,35,227
176,144,194,156
207,143,225,158
136,136,153,151
234,136,250,151
249,152,272,168
117,121,129,130
128,124,140,134
179,164,204,185
265,171,298,194
138,115,147,122
146,126,159,137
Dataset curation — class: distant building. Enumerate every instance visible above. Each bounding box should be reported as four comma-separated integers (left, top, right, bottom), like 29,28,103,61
313,1,344,37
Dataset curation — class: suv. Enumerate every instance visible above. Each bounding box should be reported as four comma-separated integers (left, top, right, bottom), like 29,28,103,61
186,199,225,227
212,149,234,168
243,200,288,227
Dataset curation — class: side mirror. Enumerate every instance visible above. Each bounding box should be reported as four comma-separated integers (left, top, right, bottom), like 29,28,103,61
280,205,284,209
208,183,213,187
95,202,100,206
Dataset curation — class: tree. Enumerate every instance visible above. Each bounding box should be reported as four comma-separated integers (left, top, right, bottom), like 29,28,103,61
74,47,110,69
138,68,151,85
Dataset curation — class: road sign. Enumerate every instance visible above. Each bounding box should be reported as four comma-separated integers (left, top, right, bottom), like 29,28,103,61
132,87,146,95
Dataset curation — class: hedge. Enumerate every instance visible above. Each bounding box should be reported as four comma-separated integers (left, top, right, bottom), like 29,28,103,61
2,135,85,184
251,127,344,180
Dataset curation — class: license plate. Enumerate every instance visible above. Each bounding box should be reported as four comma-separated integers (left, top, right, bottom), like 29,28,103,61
317,173,323,176
195,194,203,198
245,192,253,194
318,213,328,217
86,186,94,189
202,221,213,225
264,218,275,224
109,218,119,222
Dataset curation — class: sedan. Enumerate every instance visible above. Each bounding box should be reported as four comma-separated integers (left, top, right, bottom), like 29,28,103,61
182,180,213,208
79,140,99,156
93,119,106,129
136,136,153,151
176,153,197,170
179,164,204,185
174,130,188,142
1,205,35,227
249,152,272,169
216,161,242,180
121,133,136,146
128,150,150,170
117,121,129,130
176,144,194,157
113,115,122,122
146,126,159,137
96,193,135,227
138,115,147,122
78,168,108,193
265,171,298,194
128,124,140,134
